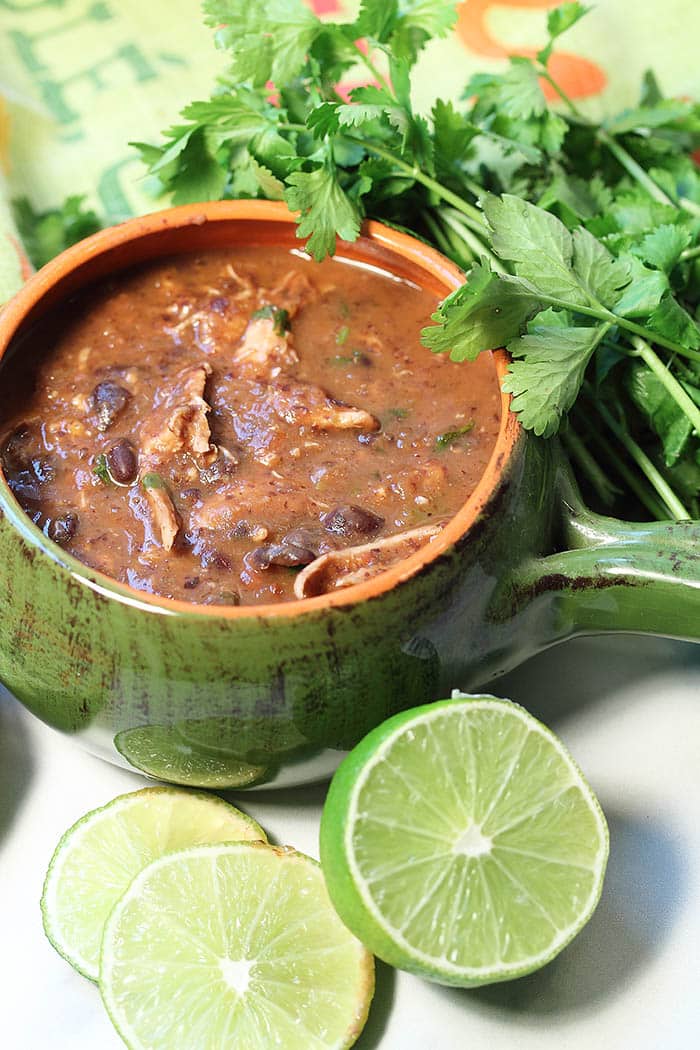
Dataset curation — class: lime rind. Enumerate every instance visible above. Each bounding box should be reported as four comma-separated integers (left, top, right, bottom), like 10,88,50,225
41,787,266,982
100,841,374,1050
320,695,609,987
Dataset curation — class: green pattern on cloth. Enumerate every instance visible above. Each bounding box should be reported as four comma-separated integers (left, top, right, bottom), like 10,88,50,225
1,0,699,306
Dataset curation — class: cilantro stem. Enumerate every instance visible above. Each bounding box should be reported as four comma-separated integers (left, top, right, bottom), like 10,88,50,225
354,42,394,99
630,335,700,436
347,137,488,228
678,196,700,218
596,128,677,207
422,210,473,267
680,244,700,262
561,424,620,508
573,405,668,519
539,69,583,119
463,175,490,202
531,287,700,362
606,312,700,363
583,384,690,519
441,208,506,273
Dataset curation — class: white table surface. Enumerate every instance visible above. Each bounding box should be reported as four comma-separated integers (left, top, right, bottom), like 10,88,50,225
2,633,699,1050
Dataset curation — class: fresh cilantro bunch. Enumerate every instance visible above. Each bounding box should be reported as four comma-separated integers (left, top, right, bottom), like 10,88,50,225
132,1,700,521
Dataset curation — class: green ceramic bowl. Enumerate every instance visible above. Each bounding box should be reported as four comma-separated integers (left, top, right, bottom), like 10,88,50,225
0,201,697,788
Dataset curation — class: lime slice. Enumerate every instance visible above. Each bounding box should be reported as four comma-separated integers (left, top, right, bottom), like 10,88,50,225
41,787,266,982
100,842,375,1050
114,725,270,787
320,695,609,987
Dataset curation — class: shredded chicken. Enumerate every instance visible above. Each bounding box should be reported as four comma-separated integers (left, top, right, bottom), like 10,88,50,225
190,479,309,532
232,316,299,377
229,271,316,378
265,379,380,432
141,363,213,460
144,485,180,551
269,270,316,317
164,267,257,352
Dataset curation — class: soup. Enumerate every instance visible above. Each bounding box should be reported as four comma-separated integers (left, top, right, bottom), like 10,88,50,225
0,247,500,605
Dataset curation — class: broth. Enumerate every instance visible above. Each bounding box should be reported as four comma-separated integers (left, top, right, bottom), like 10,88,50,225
0,247,500,605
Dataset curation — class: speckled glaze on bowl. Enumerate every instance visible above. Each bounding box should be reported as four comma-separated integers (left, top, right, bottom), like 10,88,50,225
0,201,698,788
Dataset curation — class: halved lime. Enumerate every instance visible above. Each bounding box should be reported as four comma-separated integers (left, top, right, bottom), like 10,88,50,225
41,787,266,981
114,725,270,787
100,842,375,1050
320,695,608,987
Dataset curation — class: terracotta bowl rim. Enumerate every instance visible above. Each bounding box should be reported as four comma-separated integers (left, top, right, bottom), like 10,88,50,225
0,199,520,620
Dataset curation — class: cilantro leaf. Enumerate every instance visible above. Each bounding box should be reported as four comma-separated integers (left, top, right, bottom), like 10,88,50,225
465,57,567,157
93,454,112,486
626,361,694,466
587,189,680,239
421,261,543,360
614,255,669,317
468,59,546,122
603,100,694,137
504,322,607,437
204,0,321,85
546,1,590,38
12,195,101,269
251,304,290,333
435,421,475,448
632,223,691,273
285,164,364,260
432,99,479,183
647,295,700,351
248,157,285,200
537,171,612,225
355,0,399,40
484,194,590,305
168,128,228,204
356,0,458,66
640,69,664,107
571,227,631,308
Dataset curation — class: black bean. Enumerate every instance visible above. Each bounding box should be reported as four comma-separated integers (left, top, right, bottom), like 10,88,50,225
202,549,233,571
245,547,273,571
7,471,41,502
208,296,230,314
268,543,316,567
47,513,78,545
184,576,200,589
203,589,241,606
180,487,202,502
246,543,316,571
2,424,32,471
107,439,138,485
92,381,130,431
281,527,320,552
321,504,384,539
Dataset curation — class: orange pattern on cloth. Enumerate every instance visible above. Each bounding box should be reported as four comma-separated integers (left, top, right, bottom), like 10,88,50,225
456,0,607,100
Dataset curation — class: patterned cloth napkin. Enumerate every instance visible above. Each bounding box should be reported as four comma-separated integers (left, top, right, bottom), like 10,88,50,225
1,0,698,305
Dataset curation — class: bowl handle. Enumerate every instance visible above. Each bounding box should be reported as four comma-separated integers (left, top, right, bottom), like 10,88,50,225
494,447,700,647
